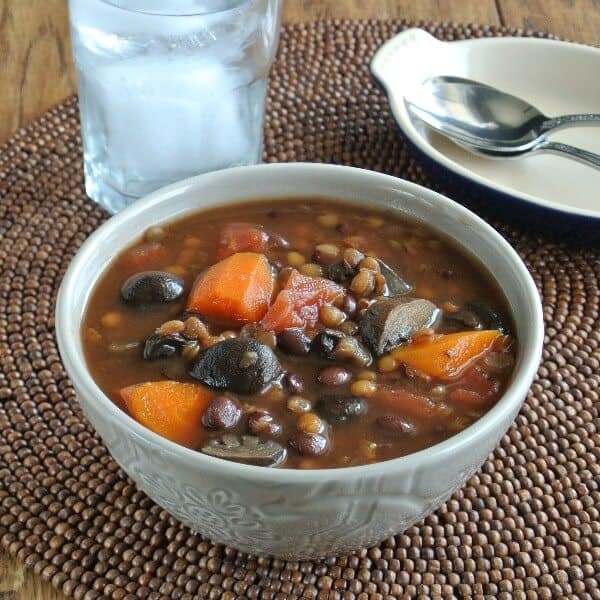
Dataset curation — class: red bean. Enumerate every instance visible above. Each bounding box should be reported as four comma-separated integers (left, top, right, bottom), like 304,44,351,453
317,366,352,387
278,328,311,356
247,411,281,437
202,396,241,430
283,372,304,395
376,415,416,434
290,432,329,456
341,294,357,317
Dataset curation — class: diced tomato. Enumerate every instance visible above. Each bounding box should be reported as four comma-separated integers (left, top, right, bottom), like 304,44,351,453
217,222,286,259
260,269,344,332
122,242,169,272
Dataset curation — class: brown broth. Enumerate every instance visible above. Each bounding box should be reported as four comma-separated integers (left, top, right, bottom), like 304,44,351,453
82,198,516,468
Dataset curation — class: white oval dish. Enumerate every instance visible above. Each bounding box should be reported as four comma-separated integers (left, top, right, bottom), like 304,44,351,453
56,163,543,559
371,28,600,221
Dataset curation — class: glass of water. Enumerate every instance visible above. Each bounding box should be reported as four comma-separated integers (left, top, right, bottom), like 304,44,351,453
69,0,282,213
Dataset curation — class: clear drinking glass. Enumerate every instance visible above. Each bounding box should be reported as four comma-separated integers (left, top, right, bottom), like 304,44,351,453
69,0,282,213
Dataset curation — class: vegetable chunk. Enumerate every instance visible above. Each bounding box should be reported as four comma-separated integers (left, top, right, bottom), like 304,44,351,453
187,252,274,324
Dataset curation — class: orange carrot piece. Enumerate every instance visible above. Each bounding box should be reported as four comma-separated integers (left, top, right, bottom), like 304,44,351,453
260,269,344,332
120,381,212,448
391,330,501,380
375,387,435,419
187,252,274,324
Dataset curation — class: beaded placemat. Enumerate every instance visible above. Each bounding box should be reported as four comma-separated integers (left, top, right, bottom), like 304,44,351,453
0,20,598,600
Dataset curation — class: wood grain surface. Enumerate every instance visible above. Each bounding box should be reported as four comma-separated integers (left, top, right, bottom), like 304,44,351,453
0,1,597,599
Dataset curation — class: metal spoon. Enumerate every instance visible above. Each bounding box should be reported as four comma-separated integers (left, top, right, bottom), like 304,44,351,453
405,75,600,169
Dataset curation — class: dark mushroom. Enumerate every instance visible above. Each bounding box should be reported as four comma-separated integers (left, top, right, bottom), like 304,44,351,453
189,338,282,394
358,297,440,356
121,271,184,307
143,332,186,360
377,259,413,296
443,301,509,333
316,395,368,423
202,434,287,467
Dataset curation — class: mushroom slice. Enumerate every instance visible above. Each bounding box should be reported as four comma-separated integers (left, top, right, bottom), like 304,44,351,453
143,333,186,360
377,259,413,296
189,338,283,394
359,297,440,356
121,271,184,306
202,435,287,467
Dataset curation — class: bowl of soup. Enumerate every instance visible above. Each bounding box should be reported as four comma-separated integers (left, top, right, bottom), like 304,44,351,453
56,163,543,558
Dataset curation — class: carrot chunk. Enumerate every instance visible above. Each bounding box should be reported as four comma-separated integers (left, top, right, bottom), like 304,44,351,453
120,381,212,447
391,330,501,380
260,269,344,332
187,252,274,324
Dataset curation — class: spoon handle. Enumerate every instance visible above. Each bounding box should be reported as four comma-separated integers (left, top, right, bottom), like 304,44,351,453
537,140,600,170
542,113,600,133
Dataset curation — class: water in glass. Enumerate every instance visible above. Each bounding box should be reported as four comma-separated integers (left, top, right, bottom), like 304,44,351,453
69,0,282,213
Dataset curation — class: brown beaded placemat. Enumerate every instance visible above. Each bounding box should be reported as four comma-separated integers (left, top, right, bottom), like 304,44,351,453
1,20,599,600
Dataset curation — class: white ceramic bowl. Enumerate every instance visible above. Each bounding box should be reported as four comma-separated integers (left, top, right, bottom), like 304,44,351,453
56,163,543,559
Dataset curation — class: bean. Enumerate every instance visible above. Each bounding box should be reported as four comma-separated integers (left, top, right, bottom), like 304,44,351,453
351,269,375,297
317,366,352,387
156,320,185,336
430,384,446,398
247,411,281,437
373,273,387,296
313,243,340,263
283,372,304,395
317,213,340,228
357,370,377,382
297,413,325,434
341,294,357,317
343,247,364,268
319,305,346,328
358,256,380,272
101,312,124,328
290,432,329,456
299,262,323,277
278,328,311,356
287,251,306,267
350,380,377,397
202,396,242,430
377,355,397,373
287,395,312,414
376,415,415,434
183,317,206,340
264,386,287,402
144,226,165,242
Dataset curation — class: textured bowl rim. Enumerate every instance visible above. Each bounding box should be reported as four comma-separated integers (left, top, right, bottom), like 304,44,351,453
56,163,544,483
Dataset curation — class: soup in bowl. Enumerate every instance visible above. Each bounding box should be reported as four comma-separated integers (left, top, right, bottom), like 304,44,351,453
56,163,543,558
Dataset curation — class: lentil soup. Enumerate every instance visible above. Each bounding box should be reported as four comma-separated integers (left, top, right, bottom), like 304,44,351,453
82,198,516,468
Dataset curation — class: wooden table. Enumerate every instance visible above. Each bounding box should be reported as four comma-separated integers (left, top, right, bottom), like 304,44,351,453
1,1,597,598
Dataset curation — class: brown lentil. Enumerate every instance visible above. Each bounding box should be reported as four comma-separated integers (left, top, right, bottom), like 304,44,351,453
319,304,346,327
342,247,364,268
144,225,165,242
350,269,375,296
181,342,201,361
286,251,306,267
317,212,339,228
156,319,185,336
299,262,323,277
314,243,340,262
101,311,124,328
339,320,359,335
287,396,312,414
358,256,380,272
350,379,377,397
183,316,209,340
297,412,324,435
378,355,397,373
